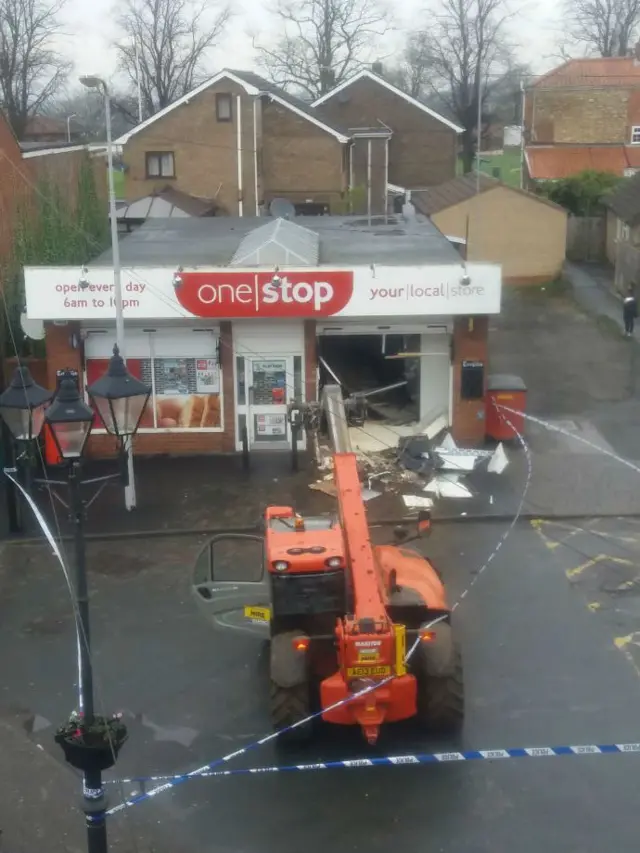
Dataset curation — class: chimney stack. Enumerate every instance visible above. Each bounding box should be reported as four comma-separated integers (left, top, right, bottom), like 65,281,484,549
372,61,384,76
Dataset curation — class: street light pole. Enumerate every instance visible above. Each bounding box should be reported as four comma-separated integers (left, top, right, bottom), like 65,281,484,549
476,63,482,193
80,75,136,510
69,460,107,853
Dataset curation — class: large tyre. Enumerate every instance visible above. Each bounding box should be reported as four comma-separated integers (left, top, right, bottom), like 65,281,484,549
270,681,313,743
412,623,464,733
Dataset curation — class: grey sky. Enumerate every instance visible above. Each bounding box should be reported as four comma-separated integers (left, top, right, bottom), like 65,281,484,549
62,0,563,93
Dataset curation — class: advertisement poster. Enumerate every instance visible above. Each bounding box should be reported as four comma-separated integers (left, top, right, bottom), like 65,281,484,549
195,359,220,394
256,414,286,437
153,357,222,429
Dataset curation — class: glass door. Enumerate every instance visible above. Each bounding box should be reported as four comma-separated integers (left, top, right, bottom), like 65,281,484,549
248,357,291,448
235,354,308,451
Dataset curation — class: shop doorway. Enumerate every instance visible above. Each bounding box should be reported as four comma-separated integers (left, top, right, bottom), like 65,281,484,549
317,329,451,430
235,354,307,451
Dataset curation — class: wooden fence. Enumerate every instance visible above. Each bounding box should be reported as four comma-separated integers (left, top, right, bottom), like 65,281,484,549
566,216,606,262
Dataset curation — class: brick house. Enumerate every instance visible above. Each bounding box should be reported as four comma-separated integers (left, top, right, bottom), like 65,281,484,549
312,69,462,192
116,68,461,218
524,57,640,183
603,169,640,291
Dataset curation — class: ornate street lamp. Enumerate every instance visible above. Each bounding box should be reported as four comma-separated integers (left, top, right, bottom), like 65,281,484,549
44,372,95,460
0,366,52,443
87,345,151,443
0,359,149,853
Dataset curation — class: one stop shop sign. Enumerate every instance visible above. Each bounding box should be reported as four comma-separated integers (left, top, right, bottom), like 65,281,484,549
175,270,354,318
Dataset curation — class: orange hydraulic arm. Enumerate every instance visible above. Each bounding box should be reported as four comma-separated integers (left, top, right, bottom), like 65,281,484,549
319,386,416,743
322,385,391,628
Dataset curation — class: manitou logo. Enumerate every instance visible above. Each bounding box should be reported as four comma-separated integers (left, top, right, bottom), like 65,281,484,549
174,270,353,318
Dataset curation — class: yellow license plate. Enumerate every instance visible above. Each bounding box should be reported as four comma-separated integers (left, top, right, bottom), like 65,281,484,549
243,605,271,623
347,665,392,678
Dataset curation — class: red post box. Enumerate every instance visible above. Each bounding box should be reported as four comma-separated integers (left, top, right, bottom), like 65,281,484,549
486,374,527,441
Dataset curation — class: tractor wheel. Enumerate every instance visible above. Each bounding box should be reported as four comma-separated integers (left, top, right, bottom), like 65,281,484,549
412,623,464,733
270,680,313,743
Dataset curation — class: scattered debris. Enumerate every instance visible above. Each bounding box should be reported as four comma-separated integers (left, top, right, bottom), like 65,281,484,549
402,495,434,509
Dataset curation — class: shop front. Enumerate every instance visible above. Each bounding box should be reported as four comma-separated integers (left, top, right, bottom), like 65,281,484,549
23,262,501,456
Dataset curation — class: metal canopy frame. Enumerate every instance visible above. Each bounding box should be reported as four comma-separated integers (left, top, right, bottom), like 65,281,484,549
229,217,320,266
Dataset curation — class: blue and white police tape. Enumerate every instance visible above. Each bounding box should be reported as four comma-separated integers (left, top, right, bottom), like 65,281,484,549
98,616,446,818
106,742,640,790
99,428,534,820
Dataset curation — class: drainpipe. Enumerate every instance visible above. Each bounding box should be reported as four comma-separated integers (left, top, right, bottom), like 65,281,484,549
253,96,259,215
367,138,372,225
384,137,389,219
236,94,243,216
519,79,526,189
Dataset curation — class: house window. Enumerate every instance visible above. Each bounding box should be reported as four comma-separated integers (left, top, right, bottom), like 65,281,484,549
145,151,175,178
216,93,233,122
631,126,640,144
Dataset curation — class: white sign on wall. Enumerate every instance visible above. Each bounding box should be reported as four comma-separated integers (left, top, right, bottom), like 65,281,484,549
24,263,501,321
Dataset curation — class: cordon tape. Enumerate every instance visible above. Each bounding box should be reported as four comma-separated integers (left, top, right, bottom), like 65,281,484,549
106,741,640,789
97,406,534,819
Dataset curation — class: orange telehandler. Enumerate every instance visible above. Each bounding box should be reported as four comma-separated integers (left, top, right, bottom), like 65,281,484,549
192,385,464,745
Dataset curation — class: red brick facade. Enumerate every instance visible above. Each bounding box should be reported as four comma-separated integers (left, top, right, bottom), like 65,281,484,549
42,319,323,458
451,316,489,445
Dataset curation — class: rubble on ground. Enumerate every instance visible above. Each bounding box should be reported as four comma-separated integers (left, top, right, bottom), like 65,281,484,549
308,422,509,511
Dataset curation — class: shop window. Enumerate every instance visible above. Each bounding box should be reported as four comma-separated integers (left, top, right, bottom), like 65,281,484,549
145,151,175,178
85,353,223,431
216,93,233,122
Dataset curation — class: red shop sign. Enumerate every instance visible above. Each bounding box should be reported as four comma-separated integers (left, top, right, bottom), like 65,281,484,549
175,270,353,318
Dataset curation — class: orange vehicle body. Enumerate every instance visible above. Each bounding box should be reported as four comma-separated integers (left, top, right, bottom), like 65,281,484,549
265,451,450,744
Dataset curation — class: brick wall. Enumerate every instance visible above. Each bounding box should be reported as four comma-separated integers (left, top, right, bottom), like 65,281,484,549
122,80,258,216
451,316,488,445
530,88,631,144
318,77,458,187
431,186,567,283
29,149,107,211
261,99,346,211
304,321,317,401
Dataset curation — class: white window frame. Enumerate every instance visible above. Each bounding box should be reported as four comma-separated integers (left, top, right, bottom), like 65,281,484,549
631,126,640,145
145,151,175,178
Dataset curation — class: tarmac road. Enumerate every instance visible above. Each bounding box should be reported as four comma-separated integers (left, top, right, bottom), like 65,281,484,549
2,519,640,852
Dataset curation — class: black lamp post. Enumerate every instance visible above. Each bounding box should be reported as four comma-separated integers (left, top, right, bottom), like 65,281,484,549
0,357,151,853
0,365,53,443
87,344,151,449
0,367,53,503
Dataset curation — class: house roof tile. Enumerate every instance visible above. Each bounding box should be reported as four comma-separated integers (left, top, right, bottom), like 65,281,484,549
525,145,640,179
533,57,640,88
603,171,640,223
410,173,565,215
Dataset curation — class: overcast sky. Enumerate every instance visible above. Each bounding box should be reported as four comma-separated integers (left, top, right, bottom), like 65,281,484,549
63,0,565,94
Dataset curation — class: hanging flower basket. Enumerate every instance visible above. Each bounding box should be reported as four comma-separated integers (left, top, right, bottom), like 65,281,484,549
54,711,128,772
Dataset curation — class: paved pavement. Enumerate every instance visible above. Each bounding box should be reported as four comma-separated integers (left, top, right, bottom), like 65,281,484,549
2,521,640,852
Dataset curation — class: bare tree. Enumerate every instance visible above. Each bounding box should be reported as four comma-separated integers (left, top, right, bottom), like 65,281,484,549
0,0,70,138
115,0,231,117
407,0,519,173
386,33,431,99
253,0,392,99
47,87,139,140
563,0,640,56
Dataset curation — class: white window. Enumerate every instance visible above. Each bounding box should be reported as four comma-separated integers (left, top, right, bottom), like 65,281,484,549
145,151,175,178
631,126,640,144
